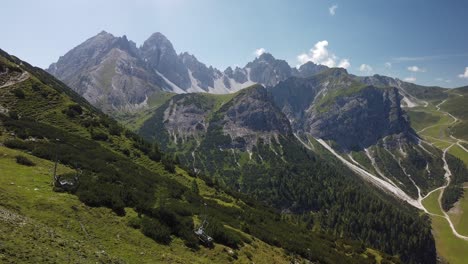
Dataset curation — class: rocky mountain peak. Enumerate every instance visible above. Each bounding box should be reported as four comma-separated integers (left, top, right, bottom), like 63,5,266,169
296,61,329,78
256,52,276,62
141,32,173,50
246,53,292,87
140,32,191,89
322,67,349,78
224,66,233,76
46,31,121,78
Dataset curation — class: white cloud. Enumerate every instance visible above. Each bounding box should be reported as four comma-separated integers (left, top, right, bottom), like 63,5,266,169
404,77,416,82
254,48,266,57
384,62,392,69
407,66,426,72
458,67,468,78
329,4,338,16
297,40,350,68
338,59,350,69
393,53,468,62
359,64,373,74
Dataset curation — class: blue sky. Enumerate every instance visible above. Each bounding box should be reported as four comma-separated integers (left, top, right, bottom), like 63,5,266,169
3,0,468,87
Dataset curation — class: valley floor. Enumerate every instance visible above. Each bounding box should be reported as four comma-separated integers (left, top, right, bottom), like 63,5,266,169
409,98,468,264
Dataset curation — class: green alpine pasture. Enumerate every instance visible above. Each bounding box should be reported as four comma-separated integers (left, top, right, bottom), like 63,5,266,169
409,89,468,264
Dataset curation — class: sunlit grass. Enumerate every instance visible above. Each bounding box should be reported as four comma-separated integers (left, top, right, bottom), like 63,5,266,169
422,189,468,264
0,146,294,263
448,144,468,167
448,188,468,237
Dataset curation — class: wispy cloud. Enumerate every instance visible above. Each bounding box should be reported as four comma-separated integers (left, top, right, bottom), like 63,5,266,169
392,53,468,62
459,67,468,79
436,78,451,83
359,64,373,74
338,59,350,69
297,40,350,68
384,62,392,69
404,77,416,82
254,48,266,57
329,4,338,16
407,66,426,72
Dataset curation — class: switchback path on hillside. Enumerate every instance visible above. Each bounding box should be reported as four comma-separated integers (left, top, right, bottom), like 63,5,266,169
418,98,468,240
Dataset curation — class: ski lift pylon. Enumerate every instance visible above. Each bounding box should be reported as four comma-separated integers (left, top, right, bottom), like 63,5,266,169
194,202,213,245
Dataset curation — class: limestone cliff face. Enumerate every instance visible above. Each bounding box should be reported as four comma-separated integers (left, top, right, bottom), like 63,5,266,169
270,69,416,151
216,85,292,150
162,94,212,143
140,84,292,151
304,86,414,151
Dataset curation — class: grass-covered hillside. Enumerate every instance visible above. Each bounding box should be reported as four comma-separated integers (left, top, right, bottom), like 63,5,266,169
0,50,400,263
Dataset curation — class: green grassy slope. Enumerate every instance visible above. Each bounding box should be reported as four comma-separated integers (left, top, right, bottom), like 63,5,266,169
0,146,306,264
421,190,468,264
441,89,468,141
115,91,176,131
448,186,468,236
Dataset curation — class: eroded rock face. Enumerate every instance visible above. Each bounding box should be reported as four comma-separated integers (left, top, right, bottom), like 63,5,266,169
219,85,292,150
304,86,414,151
295,61,329,78
141,84,293,151
141,33,191,90
246,53,292,87
269,69,416,151
162,95,209,142
180,52,218,91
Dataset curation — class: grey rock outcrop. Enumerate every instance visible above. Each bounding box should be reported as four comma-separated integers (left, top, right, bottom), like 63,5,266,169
140,33,191,90
305,86,414,150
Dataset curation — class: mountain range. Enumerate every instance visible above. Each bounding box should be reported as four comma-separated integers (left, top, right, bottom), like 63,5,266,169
2,30,468,263
46,31,328,112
